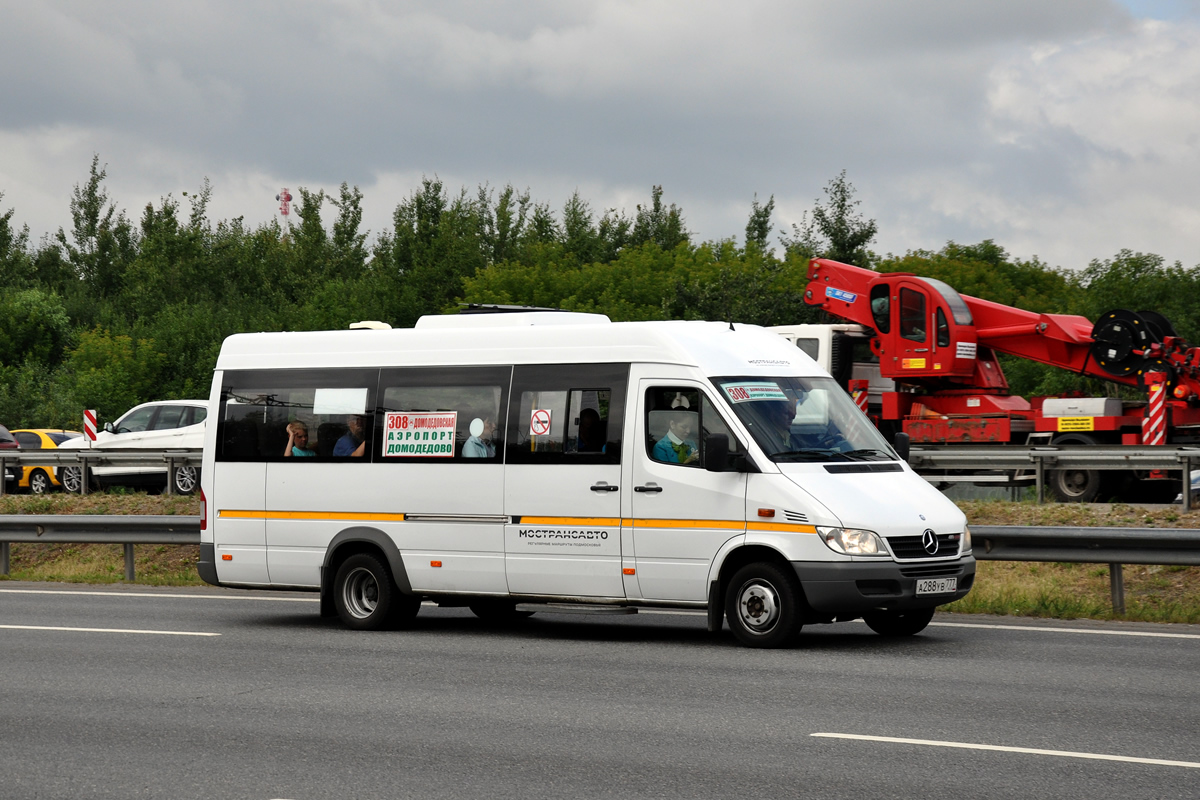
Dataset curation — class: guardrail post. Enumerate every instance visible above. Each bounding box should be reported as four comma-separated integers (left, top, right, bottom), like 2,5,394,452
124,543,135,582
1185,457,1194,512
1109,563,1125,615
164,456,175,496
1,541,9,576
1035,455,1045,504
0,456,7,497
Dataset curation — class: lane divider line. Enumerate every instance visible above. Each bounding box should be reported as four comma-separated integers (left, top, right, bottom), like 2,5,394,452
0,589,318,603
931,621,1200,640
811,733,1200,769
0,624,220,637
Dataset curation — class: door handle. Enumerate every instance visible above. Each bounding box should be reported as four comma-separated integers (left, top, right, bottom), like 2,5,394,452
634,484,663,493
590,482,619,492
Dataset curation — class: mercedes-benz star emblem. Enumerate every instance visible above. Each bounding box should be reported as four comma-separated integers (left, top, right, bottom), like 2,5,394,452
921,529,939,555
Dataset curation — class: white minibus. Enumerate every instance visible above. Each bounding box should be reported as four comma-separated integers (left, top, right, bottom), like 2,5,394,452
198,312,974,648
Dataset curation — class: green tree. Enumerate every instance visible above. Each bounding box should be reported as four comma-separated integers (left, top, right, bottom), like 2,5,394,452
783,171,876,266
0,194,33,288
55,155,137,298
744,194,775,253
0,288,71,366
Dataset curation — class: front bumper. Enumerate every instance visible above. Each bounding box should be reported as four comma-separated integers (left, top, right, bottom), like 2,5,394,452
793,555,975,615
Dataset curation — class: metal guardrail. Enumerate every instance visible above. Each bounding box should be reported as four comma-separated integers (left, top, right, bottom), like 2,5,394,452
0,449,201,496
1,515,1198,614
0,515,201,581
908,445,1200,507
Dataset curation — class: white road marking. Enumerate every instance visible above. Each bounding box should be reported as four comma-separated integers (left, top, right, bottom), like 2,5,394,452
930,621,1200,640
0,624,219,637
0,588,316,603
812,733,1200,769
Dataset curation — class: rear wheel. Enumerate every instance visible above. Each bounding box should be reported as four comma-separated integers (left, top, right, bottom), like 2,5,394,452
725,562,803,648
1047,433,1109,503
333,553,419,630
862,607,936,636
28,469,52,495
172,465,198,495
59,466,84,494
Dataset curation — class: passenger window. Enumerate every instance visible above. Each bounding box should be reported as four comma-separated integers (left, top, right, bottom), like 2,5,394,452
506,364,628,464
378,366,509,461
899,288,926,342
870,285,890,333
936,308,950,347
645,387,743,469
151,406,186,430
14,432,41,449
216,368,378,462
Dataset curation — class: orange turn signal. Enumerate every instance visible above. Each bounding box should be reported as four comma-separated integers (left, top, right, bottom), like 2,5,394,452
221,554,232,561
623,568,636,575
431,560,442,568
757,508,776,518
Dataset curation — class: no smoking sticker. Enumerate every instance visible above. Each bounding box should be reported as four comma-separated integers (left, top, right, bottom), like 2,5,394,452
530,408,552,436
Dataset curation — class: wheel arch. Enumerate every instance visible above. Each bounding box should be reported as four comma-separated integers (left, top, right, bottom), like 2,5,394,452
320,527,413,617
706,543,801,631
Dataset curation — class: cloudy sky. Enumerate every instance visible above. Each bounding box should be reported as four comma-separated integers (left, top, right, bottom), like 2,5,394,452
2,0,1199,271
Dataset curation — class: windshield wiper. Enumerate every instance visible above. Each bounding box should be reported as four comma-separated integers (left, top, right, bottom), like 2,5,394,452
772,449,852,462
840,448,897,461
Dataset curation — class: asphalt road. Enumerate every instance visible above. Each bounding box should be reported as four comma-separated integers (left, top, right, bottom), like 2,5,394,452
2,582,1199,800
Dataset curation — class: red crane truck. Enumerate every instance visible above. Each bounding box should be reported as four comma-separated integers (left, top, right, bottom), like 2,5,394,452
783,257,1200,502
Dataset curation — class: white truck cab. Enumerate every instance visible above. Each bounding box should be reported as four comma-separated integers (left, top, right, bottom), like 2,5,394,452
199,313,973,647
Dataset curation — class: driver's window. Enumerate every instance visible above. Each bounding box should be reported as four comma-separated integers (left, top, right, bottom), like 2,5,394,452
645,387,742,468
899,288,926,342
117,407,155,433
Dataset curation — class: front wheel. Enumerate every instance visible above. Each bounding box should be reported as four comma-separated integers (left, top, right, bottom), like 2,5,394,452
28,468,52,495
725,562,803,648
172,465,198,495
862,607,935,636
59,466,85,494
333,553,420,630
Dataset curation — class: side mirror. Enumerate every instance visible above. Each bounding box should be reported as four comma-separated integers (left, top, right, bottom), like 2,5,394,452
704,433,730,473
103,422,115,434
892,431,910,462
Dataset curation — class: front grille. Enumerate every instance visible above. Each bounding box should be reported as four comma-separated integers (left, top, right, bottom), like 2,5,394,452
899,564,962,578
886,532,961,559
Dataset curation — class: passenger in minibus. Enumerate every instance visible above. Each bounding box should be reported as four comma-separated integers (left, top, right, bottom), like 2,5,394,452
333,414,367,457
576,407,607,453
283,421,316,458
652,411,699,464
463,417,496,457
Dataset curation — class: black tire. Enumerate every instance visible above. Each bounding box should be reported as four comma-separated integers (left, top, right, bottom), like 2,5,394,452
28,468,52,495
1047,433,1108,503
469,599,534,624
862,607,936,637
59,466,85,494
333,553,420,631
725,562,804,648
172,465,199,495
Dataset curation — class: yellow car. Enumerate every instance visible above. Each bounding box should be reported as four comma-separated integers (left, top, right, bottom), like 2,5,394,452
10,429,83,494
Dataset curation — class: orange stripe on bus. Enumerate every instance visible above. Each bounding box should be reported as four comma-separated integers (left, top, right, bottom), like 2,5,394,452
218,510,407,522
517,516,622,527
747,522,819,534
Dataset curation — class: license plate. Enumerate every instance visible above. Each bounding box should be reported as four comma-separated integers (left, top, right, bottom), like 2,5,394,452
916,577,957,595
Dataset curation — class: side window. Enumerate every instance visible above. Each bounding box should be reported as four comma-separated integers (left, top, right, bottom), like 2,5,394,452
150,405,187,430
14,432,41,449
870,285,891,333
645,387,743,468
794,338,820,360
183,406,208,427
936,308,950,347
116,407,155,434
506,363,628,465
216,368,378,462
899,287,926,342
377,366,510,462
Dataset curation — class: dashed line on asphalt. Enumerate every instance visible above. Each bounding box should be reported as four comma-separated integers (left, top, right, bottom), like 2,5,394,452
812,733,1200,769
0,624,220,636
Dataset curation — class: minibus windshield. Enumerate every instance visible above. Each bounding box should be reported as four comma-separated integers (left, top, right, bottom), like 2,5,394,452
713,376,896,463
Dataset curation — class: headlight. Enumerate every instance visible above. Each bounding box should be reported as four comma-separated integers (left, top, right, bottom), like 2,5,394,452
962,525,972,554
818,526,888,557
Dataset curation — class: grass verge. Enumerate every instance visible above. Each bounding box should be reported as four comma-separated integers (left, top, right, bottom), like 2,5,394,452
2,494,1200,622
